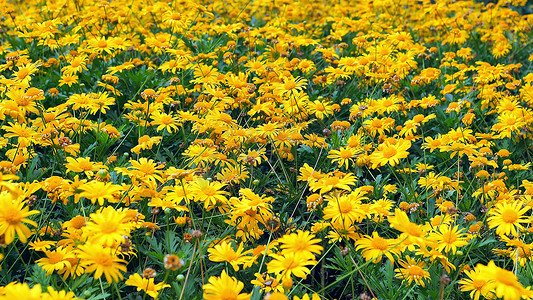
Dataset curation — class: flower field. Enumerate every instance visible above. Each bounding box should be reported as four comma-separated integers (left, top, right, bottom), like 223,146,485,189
1,0,533,299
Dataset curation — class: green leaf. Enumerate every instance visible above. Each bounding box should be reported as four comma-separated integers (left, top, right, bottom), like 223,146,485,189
28,264,50,288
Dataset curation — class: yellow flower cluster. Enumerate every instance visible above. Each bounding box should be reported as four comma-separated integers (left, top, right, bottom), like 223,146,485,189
0,0,532,299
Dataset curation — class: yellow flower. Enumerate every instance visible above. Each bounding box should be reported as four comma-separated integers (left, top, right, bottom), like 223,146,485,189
66,93,93,111
6,88,41,115
428,224,468,254
87,37,115,55
267,252,316,280
251,272,283,293
278,230,323,259
88,92,115,115
255,121,282,139
394,256,430,287
492,42,511,59
322,190,366,224
369,138,411,169
459,268,491,300
422,135,446,153
65,156,106,177
388,209,426,247
12,62,40,84
190,178,229,210
355,231,400,263
44,286,79,300
363,117,395,137
0,282,43,299
151,111,182,133
237,148,267,167
0,193,39,244
128,158,165,183
125,273,170,299
158,59,186,74
418,67,441,84
308,172,357,194
327,147,358,169
228,189,274,241
58,74,79,87
216,164,249,184
265,292,290,300
28,238,55,251
77,242,127,284
61,55,88,75
307,99,334,120
488,201,530,237
208,240,254,271
492,111,527,139
475,260,533,300
182,144,217,168
131,135,162,154
2,122,38,148
203,270,251,300
373,95,403,115
83,206,131,246
35,246,75,276
441,142,478,159
79,181,122,205
327,219,362,242
272,76,307,96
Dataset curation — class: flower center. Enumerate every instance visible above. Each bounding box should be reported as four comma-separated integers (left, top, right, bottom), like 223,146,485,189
171,13,182,20
48,252,64,264
162,116,173,125
95,253,113,267
339,201,352,214
472,279,486,290
3,208,22,225
97,40,108,48
284,81,296,91
407,265,424,276
100,221,119,234
324,177,339,186
505,117,516,126
413,115,425,123
16,97,30,106
202,187,216,197
371,237,389,250
442,231,456,244
78,161,93,171
17,68,29,80
340,149,353,159
382,99,393,107
282,256,296,269
139,165,155,175
371,119,382,128
501,209,518,223
382,147,397,159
